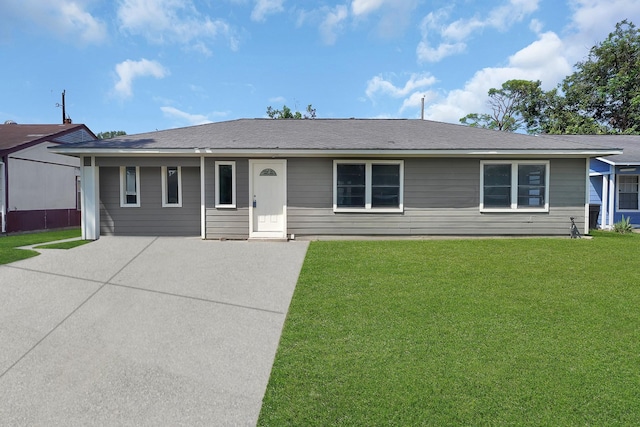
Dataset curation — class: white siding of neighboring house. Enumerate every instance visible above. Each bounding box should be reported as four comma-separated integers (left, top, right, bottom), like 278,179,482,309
7,143,80,211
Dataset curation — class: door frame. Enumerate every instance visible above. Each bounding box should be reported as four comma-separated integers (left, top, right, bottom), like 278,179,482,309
248,159,287,239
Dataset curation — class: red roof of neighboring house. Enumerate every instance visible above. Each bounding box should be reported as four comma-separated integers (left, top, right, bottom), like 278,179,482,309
0,123,97,154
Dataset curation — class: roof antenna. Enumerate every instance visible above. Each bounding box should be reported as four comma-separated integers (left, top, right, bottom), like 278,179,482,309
421,96,425,120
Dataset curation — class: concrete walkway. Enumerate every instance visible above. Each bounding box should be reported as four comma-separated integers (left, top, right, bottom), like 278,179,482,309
0,236,309,426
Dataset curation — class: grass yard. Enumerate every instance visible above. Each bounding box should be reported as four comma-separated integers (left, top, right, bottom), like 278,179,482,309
0,229,82,265
259,232,640,426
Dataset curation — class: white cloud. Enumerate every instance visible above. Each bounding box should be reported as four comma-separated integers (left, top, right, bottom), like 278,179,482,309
251,0,285,22
117,0,238,53
0,0,106,44
114,59,169,98
423,31,571,123
269,96,287,104
417,0,541,63
563,0,640,63
392,0,639,123
351,0,385,16
366,73,437,99
400,91,438,115
160,106,215,125
320,5,349,45
416,40,466,63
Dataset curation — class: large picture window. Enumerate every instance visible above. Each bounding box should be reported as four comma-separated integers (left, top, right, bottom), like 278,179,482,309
480,161,549,212
215,161,236,208
618,175,639,210
120,166,140,207
333,160,403,212
161,166,182,207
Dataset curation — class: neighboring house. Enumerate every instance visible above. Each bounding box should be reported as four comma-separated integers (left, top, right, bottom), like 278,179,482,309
0,122,97,233
558,135,640,229
50,119,620,240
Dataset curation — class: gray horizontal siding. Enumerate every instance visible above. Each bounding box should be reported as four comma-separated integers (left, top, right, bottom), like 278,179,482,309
100,166,200,236
204,158,250,239
287,157,587,236
288,207,583,236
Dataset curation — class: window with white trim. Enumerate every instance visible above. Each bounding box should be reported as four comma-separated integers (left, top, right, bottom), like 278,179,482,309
161,166,182,207
480,161,549,212
120,166,140,207
333,160,403,212
215,161,236,208
618,175,639,210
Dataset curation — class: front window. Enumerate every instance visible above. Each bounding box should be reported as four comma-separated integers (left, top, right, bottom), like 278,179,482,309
215,161,236,208
120,166,140,207
480,161,549,212
334,160,403,212
162,166,182,207
618,175,639,210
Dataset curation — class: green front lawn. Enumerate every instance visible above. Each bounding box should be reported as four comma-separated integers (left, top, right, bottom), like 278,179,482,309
0,229,82,265
259,232,640,426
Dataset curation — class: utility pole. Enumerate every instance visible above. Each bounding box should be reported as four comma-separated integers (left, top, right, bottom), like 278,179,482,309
57,90,71,124
62,90,68,124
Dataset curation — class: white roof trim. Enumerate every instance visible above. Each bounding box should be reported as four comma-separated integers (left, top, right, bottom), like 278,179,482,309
595,156,640,166
50,147,622,158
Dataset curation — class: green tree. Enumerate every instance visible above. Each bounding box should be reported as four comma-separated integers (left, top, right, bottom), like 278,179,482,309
562,20,640,133
460,20,640,135
97,130,127,139
266,104,316,119
460,80,543,132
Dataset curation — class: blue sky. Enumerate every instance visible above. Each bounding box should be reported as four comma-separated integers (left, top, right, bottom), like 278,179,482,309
1,0,639,135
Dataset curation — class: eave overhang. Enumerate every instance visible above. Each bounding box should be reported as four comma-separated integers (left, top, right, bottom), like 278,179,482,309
49,147,623,158
595,156,640,166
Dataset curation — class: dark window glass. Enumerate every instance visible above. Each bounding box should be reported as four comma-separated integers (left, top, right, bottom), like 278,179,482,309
219,164,233,205
518,165,545,207
166,167,179,204
337,164,365,207
483,164,511,207
372,164,400,207
125,166,137,204
619,175,639,210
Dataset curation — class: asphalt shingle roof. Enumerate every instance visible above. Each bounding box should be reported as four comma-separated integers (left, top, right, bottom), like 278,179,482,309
0,123,94,153
543,134,640,164
52,119,621,153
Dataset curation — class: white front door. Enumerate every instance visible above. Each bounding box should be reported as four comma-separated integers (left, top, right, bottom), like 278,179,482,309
249,159,287,239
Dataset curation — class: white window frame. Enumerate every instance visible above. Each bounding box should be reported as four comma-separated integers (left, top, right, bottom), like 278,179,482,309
333,160,404,213
161,166,182,207
119,166,140,208
480,160,550,212
617,174,640,211
215,161,236,208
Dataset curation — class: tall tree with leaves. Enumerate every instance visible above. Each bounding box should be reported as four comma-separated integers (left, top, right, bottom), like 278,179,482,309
562,20,640,133
461,20,640,135
460,80,543,132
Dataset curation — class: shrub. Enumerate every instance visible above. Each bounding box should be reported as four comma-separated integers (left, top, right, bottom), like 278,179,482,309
613,215,634,234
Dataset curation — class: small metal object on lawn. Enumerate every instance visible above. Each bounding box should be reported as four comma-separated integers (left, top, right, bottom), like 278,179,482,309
570,217,581,239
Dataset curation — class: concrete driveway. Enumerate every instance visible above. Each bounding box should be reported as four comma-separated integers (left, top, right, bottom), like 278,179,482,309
0,236,309,426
